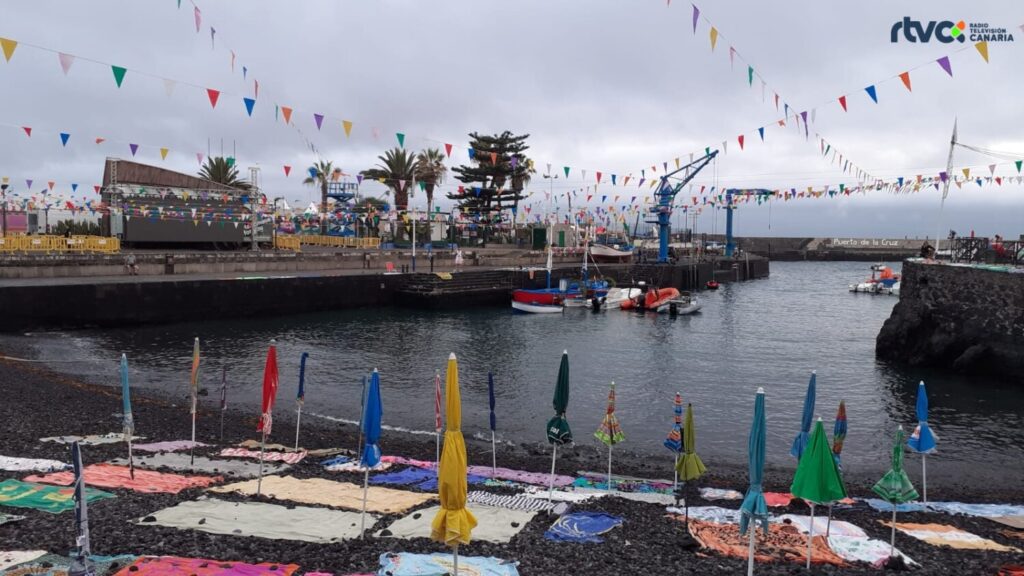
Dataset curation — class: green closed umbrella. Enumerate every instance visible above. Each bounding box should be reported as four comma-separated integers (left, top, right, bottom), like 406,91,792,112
790,418,847,570
675,403,706,527
872,425,918,562
545,350,572,501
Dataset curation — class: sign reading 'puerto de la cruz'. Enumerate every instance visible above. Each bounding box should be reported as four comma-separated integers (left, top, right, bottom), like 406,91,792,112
827,238,913,248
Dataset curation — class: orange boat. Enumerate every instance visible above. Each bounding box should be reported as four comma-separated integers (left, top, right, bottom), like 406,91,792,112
620,286,680,311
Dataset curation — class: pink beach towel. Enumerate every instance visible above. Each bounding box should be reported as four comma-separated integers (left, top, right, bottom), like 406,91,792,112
25,464,221,494
112,556,298,575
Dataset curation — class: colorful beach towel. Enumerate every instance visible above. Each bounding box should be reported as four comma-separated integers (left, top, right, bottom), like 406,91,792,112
133,440,209,453
320,455,350,467
377,504,535,543
572,476,674,495
826,536,917,568
219,448,307,464
0,551,47,571
926,501,1024,519
0,512,27,525
376,552,519,576
381,455,574,487
700,487,744,501
0,456,70,473
883,521,1021,552
466,491,560,513
688,519,846,566
777,514,867,538
112,556,298,575
40,433,143,446
209,475,435,514
861,498,928,513
523,487,605,503
0,479,114,513
4,553,136,575
137,498,374,542
237,440,343,457
25,464,221,494
764,492,794,507
990,516,1024,530
666,506,744,525
323,460,392,473
110,453,288,479
544,512,623,543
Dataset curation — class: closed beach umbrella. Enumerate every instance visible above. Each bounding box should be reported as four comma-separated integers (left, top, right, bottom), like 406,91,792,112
740,387,768,576
790,418,848,570
431,353,477,575
69,441,93,576
219,367,227,441
255,341,279,496
359,369,383,536
488,372,497,475
120,354,134,480
832,400,847,469
189,337,201,465
790,371,816,460
907,381,936,503
434,371,442,470
594,381,625,491
664,392,683,490
676,402,706,526
545,350,572,500
294,352,309,450
873,425,919,562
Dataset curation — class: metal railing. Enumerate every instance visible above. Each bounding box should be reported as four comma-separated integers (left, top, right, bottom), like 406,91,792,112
950,237,1022,266
273,235,302,252
0,235,120,254
297,235,381,249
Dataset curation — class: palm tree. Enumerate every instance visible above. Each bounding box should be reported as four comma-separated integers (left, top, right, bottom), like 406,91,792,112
302,160,339,235
360,148,416,211
414,148,447,217
198,156,250,189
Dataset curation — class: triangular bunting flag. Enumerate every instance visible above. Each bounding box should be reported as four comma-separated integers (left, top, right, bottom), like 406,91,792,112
59,133,70,147
194,7,201,32
111,65,127,88
974,41,989,63
243,97,255,116
936,56,953,77
95,137,105,144
196,153,204,165
564,166,570,178
281,106,293,124
129,143,139,156
738,134,744,149
58,52,75,75
206,88,220,108
284,165,291,177
691,4,699,33
899,71,912,91
748,66,754,86
838,95,847,111
444,143,452,157
596,172,602,184
758,127,765,141
865,85,878,103
160,148,169,160
490,151,497,164
0,38,17,62
1015,160,1022,173
709,27,718,50
22,127,31,137
396,133,405,147
313,113,324,130
343,120,353,137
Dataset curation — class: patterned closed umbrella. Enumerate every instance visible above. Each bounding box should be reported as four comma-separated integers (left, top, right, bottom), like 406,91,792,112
120,354,134,480
664,392,683,490
676,402,706,527
546,351,572,501
790,371,816,460
594,381,625,491
873,425,919,561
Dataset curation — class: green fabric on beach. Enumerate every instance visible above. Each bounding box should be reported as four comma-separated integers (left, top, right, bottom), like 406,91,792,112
0,478,114,514
872,427,918,504
676,403,706,482
790,420,847,504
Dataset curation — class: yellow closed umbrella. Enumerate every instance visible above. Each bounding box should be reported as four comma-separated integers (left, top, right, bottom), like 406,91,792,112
431,353,477,574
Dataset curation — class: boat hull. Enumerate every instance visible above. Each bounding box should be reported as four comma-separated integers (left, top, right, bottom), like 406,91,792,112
589,244,633,263
511,300,563,314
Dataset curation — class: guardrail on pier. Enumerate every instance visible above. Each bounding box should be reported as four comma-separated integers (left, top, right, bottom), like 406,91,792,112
0,235,120,254
951,237,1022,266
297,235,381,249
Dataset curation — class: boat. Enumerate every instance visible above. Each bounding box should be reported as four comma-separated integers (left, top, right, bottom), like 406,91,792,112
512,300,563,314
620,285,681,311
849,264,900,295
663,292,702,315
589,243,634,263
586,287,641,310
705,280,720,290
516,226,609,310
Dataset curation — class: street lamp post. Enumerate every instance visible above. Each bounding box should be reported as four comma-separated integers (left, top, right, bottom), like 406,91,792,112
272,196,283,250
0,181,8,237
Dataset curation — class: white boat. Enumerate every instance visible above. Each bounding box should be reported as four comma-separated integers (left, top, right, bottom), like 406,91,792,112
589,243,634,263
849,264,901,295
659,293,702,315
586,287,641,310
512,300,563,314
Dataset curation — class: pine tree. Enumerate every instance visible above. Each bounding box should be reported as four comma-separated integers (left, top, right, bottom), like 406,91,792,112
448,132,534,242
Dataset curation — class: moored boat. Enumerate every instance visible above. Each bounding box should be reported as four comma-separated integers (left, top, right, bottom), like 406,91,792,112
589,243,634,263
512,300,563,314
849,264,900,295
705,280,720,290
662,292,702,315
621,286,681,311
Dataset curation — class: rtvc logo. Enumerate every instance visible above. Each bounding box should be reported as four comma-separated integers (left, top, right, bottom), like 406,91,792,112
891,18,965,43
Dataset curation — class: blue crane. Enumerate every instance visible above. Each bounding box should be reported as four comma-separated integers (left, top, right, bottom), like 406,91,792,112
721,188,773,257
649,150,718,263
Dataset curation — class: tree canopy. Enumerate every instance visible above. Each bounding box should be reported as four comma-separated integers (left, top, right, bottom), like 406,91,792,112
198,156,250,190
448,131,533,220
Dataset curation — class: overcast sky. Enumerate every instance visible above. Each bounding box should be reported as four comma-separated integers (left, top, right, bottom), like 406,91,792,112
1,0,1021,237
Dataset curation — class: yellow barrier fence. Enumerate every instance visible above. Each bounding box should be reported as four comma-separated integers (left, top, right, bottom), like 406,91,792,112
0,235,120,254
296,235,380,249
273,235,302,252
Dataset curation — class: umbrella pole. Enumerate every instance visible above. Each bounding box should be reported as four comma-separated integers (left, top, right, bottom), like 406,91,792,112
127,436,134,480
806,503,814,570
256,432,266,496
294,404,302,451
491,430,497,476
219,408,224,441
890,507,897,558
826,504,832,537
607,444,613,492
548,444,557,502
747,524,756,576
435,431,440,475
922,454,928,504
453,544,459,576
673,454,679,492
360,469,369,537
190,398,197,466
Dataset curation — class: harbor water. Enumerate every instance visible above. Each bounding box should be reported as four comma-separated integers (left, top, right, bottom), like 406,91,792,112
15,261,1024,486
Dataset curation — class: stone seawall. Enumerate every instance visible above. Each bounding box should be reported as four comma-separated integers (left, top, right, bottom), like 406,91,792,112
876,259,1024,379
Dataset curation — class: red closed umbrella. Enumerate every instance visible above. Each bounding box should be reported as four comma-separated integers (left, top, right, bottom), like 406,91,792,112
256,341,279,495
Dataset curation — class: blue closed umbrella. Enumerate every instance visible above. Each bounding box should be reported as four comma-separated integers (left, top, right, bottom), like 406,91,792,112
488,372,497,475
295,352,309,450
790,371,816,460
907,381,936,503
740,387,768,576
120,354,134,479
69,441,93,576
359,369,383,536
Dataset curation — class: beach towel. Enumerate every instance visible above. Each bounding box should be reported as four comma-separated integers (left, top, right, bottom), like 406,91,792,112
3,553,136,575
112,556,298,575
382,455,574,487
523,487,605,503
25,464,221,494
0,456,70,473
764,492,793,507
209,475,435,514
137,498,374,542
777,514,867,538
544,512,623,543
990,516,1024,530
413,473,487,492
0,551,47,571
320,455,350,467
826,536,917,568
377,504,535,543
323,460,392,473
0,512,26,525
861,498,928,513
999,529,1024,541
376,552,519,576
133,440,208,453
39,433,143,446
219,448,307,464
666,506,744,525
0,479,114,513
237,440,343,457
110,453,288,478
883,521,1021,552
466,491,560,513
688,519,846,566
700,487,744,501
926,501,1024,518
999,565,1024,576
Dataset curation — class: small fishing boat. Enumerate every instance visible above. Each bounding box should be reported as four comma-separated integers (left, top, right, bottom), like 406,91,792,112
621,286,681,311
705,280,720,290
586,287,641,310
849,264,900,295
589,243,634,263
512,300,563,314
663,292,702,315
